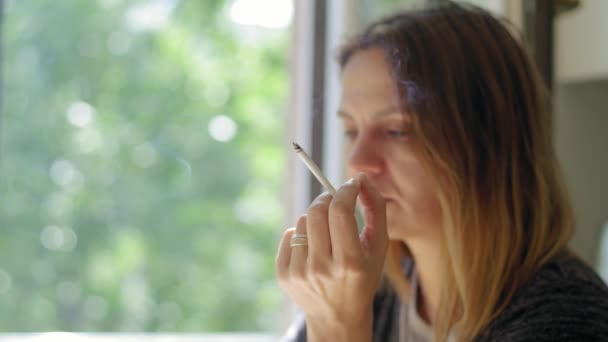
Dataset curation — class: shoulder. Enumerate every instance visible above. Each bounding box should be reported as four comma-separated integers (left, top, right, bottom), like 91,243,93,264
479,252,608,342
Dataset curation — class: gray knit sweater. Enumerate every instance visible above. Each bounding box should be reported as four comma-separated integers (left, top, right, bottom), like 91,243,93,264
282,252,608,341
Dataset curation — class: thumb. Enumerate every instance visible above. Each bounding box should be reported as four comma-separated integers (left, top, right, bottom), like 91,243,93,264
356,173,388,264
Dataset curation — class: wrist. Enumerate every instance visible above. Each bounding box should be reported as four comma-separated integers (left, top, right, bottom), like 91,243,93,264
306,310,373,342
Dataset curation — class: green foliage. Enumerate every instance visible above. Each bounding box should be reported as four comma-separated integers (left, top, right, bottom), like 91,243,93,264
0,0,287,332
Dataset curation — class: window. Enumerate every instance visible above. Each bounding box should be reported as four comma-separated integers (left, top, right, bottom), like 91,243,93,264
0,0,526,340
0,0,290,337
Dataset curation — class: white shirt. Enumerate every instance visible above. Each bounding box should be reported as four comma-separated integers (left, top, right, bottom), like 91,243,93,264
398,269,456,342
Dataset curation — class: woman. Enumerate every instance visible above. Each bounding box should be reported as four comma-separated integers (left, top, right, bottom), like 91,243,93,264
275,2,608,342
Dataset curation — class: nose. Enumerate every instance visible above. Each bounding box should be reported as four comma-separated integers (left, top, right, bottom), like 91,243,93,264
346,135,384,177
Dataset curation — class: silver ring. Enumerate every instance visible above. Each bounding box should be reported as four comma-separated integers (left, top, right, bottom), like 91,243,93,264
290,234,308,248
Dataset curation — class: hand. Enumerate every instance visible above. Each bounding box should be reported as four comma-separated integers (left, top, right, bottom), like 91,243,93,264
275,172,388,336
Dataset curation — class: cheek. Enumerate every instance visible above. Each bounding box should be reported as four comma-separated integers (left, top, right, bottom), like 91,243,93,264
389,152,442,229
393,181,439,219
413,188,442,225
387,185,442,239
408,160,442,224
342,145,354,177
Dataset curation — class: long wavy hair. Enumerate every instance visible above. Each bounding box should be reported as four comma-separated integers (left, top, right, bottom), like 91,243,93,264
338,2,575,341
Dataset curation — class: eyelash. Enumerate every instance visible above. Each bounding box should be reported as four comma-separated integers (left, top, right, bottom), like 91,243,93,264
343,130,408,140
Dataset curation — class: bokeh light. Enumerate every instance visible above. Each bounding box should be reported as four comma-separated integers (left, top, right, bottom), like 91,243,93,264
208,115,237,142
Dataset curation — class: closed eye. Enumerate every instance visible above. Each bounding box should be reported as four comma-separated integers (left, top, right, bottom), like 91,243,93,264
344,130,409,140
387,130,408,138
344,130,357,140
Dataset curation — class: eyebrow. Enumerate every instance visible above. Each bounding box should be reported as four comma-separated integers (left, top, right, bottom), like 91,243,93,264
337,105,405,119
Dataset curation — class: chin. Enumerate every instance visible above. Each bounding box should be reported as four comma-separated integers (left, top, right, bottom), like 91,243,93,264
385,205,412,241
386,216,407,239
387,229,402,241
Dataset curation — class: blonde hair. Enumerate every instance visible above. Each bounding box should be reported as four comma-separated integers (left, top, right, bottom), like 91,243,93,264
340,2,575,341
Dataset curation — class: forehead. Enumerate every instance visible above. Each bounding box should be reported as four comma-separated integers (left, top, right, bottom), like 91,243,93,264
340,48,400,111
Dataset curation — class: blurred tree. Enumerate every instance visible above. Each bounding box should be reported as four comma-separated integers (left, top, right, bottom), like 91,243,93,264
0,0,287,332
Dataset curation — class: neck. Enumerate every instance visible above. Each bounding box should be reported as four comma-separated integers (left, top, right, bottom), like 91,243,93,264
407,237,443,324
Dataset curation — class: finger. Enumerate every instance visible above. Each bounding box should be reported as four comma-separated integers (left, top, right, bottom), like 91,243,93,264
306,192,333,262
328,177,364,264
289,215,309,276
276,227,296,282
357,172,388,263
307,195,332,263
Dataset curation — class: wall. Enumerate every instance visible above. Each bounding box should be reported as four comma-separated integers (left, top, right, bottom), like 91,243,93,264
554,80,608,266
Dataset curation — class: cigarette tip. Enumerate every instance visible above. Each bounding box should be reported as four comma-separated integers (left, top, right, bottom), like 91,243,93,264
292,142,302,151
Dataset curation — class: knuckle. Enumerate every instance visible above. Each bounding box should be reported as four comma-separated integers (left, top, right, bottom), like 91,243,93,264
296,215,307,227
308,260,330,278
308,201,330,216
283,228,296,239
340,179,358,191
330,200,353,219
312,192,332,205
290,267,307,282
340,257,365,275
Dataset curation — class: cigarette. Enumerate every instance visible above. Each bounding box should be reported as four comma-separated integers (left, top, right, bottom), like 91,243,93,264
292,142,337,195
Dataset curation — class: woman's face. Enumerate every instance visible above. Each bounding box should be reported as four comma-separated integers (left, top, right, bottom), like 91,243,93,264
340,48,441,241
